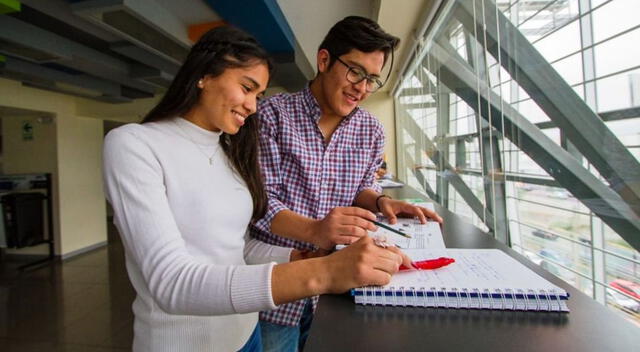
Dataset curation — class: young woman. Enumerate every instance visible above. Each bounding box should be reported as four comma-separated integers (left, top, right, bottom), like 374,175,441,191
103,26,409,352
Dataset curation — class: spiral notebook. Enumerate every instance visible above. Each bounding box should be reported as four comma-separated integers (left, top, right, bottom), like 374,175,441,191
352,248,569,312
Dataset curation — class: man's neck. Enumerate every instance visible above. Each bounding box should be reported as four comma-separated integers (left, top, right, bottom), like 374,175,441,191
310,78,341,120
310,78,344,142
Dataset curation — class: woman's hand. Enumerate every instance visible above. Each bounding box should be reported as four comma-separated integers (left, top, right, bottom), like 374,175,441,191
271,236,413,305
319,236,412,294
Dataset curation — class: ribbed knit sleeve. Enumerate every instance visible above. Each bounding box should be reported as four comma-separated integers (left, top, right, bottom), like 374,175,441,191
244,236,293,264
103,126,277,316
230,262,277,313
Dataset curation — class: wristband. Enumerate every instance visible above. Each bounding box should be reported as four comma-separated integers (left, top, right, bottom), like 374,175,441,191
375,194,390,212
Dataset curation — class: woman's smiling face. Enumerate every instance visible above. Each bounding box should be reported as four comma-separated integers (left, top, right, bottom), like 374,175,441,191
189,61,269,134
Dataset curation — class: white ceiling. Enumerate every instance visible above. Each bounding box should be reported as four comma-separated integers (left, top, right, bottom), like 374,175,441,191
153,0,222,25
277,0,376,70
153,0,377,75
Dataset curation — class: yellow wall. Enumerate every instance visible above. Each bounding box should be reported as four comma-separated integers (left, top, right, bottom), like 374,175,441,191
56,113,107,256
0,78,110,256
2,114,57,175
360,92,396,175
1,113,59,255
374,0,435,176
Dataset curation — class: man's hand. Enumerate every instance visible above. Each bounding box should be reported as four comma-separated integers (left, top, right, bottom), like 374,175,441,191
378,198,443,225
311,207,378,250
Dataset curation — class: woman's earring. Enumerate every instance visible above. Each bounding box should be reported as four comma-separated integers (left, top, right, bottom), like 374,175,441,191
197,79,204,88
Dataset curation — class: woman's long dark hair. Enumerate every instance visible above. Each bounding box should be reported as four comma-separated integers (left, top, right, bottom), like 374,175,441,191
142,26,271,220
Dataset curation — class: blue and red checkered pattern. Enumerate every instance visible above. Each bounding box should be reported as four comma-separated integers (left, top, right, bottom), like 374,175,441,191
250,87,385,326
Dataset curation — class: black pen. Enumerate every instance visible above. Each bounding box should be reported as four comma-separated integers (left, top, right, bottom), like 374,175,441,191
368,219,412,239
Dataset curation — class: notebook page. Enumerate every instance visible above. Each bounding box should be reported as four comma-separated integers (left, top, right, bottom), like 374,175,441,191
370,215,445,250
385,248,565,293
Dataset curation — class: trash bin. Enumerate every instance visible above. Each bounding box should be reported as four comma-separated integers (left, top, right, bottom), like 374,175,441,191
1,192,46,248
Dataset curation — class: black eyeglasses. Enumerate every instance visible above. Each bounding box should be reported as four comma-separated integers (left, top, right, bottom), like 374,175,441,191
331,50,394,93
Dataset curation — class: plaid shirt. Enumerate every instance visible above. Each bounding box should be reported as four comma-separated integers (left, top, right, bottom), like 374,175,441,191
250,86,384,326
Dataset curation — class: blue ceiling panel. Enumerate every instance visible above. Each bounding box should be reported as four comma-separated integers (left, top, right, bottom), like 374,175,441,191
203,0,295,56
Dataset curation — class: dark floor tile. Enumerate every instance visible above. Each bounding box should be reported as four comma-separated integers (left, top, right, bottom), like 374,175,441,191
58,344,130,352
0,223,135,349
0,339,59,352
63,248,110,268
100,317,133,349
0,339,130,352
60,308,132,346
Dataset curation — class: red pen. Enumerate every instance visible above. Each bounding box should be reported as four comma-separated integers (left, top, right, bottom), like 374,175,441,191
399,257,455,271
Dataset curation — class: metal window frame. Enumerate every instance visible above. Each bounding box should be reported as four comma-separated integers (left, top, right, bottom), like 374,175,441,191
454,1,640,220
426,36,640,252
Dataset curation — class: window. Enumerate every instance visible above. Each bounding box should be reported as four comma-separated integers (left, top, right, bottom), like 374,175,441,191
394,0,640,325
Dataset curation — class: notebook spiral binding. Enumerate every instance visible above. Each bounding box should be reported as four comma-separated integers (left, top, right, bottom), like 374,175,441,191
353,286,568,312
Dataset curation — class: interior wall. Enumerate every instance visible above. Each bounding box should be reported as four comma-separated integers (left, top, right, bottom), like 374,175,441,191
0,77,108,257
361,93,396,175
376,0,434,90
276,0,373,70
371,0,433,177
75,95,160,123
56,113,106,256
1,113,59,255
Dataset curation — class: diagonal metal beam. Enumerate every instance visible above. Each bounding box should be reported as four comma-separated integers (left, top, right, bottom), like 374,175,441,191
464,30,510,244
403,149,438,201
480,134,510,244
454,0,640,217
401,109,495,231
435,80,450,209
429,40,640,251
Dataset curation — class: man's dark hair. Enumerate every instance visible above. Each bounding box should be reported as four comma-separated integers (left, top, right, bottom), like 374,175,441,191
318,16,400,68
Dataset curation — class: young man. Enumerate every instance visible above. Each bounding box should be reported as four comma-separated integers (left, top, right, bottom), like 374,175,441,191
251,16,443,351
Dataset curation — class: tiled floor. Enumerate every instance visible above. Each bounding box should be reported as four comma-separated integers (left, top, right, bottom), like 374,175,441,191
0,222,135,351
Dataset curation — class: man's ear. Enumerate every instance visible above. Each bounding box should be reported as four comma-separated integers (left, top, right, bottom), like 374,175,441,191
317,49,330,73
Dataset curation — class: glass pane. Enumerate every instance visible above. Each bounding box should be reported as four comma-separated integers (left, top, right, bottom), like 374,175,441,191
606,117,640,149
594,28,640,78
592,0,640,43
394,0,640,324
515,99,550,123
518,0,580,42
552,52,583,86
533,20,581,62
596,68,640,112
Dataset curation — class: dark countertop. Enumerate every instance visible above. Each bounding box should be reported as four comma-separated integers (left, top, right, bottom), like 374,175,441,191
305,187,640,352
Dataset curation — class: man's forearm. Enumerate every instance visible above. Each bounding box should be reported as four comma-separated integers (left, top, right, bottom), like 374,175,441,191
353,189,381,213
270,209,318,244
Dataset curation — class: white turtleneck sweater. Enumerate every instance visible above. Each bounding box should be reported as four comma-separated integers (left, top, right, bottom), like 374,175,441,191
103,117,292,352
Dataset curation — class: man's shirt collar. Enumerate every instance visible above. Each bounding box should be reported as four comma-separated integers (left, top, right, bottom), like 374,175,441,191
302,84,360,124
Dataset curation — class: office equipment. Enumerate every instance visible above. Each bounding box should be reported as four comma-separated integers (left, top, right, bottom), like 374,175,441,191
352,248,569,312
1,192,46,248
0,173,54,270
